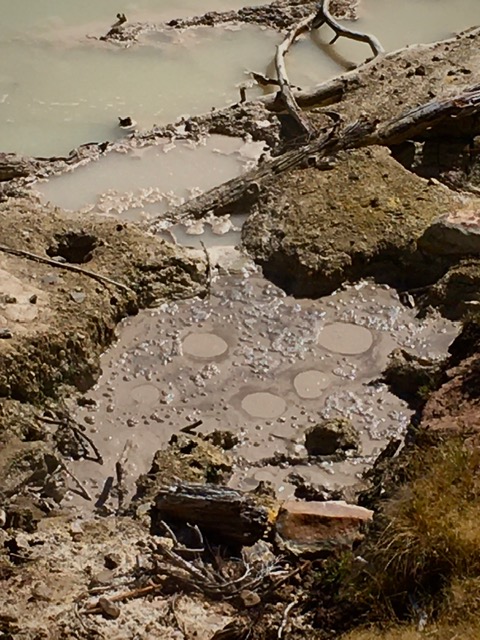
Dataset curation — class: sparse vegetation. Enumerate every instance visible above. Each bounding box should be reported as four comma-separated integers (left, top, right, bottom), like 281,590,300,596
323,438,480,639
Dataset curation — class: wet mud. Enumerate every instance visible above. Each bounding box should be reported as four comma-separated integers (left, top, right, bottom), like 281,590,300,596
69,250,457,511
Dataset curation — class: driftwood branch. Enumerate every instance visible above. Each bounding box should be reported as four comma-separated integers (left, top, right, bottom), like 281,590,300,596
152,523,277,599
83,582,163,615
0,244,134,294
147,84,480,232
275,12,317,136
313,0,384,58
59,460,92,501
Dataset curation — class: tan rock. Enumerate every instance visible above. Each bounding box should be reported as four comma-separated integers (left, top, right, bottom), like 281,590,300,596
275,500,373,556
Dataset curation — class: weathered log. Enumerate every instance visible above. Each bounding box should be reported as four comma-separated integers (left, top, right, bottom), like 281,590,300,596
274,12,317,136
152,482,273,545
148,117,372,229
147,85,480,231
259,24,480,115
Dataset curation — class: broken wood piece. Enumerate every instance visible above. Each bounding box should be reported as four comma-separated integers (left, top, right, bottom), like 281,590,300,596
313,0,384,58
83,582,163,614
152,482,273,545
115,439,132,513
275,12,317,137
102,13,127,40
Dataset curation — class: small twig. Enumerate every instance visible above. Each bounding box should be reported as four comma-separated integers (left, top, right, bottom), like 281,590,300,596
180,419,203,435
170,595,187,639
0,243,135,294
250,70,301,91
115,439,132,513
59,459,92,501
266,561,311,595
278,599,298,639
186,523,205,552
200,241,212,299
313,0,384,58
72,425,103,464
37,412,103,463
84,582,163,614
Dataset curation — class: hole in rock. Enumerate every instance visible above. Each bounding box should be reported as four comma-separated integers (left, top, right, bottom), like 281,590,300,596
46,231,99,264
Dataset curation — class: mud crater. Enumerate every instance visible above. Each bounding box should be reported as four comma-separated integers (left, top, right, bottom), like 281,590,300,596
67,254,458,509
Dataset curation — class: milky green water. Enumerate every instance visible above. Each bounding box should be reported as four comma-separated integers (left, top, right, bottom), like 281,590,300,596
2,0,480,157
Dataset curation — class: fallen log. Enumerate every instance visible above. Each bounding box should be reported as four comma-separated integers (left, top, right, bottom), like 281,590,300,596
147,85,480,231
152,482,274,546
260,26,480,114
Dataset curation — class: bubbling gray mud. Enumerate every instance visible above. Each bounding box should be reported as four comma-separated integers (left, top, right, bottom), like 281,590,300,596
68,251,457,510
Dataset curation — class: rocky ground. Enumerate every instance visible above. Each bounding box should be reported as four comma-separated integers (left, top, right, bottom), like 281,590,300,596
2,1,480,638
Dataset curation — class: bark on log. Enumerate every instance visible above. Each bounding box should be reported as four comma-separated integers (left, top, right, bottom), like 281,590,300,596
147,85,480,231
152,482,272,546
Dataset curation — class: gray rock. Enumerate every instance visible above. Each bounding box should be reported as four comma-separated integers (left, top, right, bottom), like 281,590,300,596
41,274,60,286
383,348,441,405
304,418,360,456
70,291,86,304
419,210,480,255
0,328,12,339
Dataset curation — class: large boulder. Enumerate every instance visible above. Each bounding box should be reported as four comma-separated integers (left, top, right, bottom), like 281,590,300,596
418,258,480,319
304,417,360,456
383,348,443,406
418,204,480,255
242,147,459,296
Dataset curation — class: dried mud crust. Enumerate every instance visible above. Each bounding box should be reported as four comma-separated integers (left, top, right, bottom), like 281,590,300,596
242,146,461,296
0,199,205,403
0,516,236,640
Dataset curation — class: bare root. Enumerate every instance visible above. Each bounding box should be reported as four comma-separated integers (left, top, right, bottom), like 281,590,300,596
313,0,384,58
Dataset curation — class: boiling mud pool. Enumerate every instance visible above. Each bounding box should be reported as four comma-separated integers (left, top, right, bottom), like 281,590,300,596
2,0,480,156
35,134,265,232
0,25,278,157
68,257,458,511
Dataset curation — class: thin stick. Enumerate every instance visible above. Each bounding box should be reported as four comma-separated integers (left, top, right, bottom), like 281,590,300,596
84,582,163,614
115,439,132,513
59,460,92,501
278,599,298,639
200,241,212,299
0,243,134,294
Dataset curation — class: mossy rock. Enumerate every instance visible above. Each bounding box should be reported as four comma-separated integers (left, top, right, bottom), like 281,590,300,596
243,147,458,296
